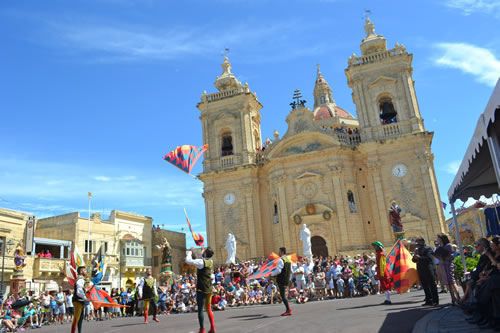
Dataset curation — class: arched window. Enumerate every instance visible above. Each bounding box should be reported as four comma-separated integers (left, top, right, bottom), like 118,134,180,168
347,190,357,213
273,202,279,224
320,96,326,104
379,97,398,125
221,133,233,156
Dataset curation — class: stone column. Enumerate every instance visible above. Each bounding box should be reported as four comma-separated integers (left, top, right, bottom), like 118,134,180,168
368,161,393,245
274,176,292,251
60,245,64,259
202,191,217,260
243,184,257,258
328,164,349,249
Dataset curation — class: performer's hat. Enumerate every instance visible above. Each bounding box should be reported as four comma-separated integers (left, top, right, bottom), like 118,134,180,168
371,241,384,249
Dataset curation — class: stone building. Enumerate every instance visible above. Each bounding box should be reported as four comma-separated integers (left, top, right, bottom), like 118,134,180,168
152,229,186,277
35,210,154,289
198,19,446,264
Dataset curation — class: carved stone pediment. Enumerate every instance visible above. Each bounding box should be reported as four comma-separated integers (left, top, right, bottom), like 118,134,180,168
295,171,322,182
266,132,339,159
368,76,397,89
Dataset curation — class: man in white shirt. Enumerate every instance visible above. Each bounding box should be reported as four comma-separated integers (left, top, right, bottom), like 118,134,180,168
293,257,306,291
271,247,293,316
186,246,216,333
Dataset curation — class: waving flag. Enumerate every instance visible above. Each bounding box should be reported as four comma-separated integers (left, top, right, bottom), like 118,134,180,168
386,239,418,294
67,245,86,287
164,144,208,174
91,244,107,285
249,252,298,280
87,286,125,310
184,208,204,246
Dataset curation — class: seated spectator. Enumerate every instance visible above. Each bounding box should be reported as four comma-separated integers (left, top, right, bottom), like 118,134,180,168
217,296,227,311
296,289,309,304
264,280,277,304
466,236,500,330
356,268,371,296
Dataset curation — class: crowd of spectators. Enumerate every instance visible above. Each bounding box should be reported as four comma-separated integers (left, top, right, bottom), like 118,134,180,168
2,234,499,331
321,126,360,135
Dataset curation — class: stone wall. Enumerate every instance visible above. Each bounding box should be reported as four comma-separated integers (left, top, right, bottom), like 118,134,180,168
152,229,186,277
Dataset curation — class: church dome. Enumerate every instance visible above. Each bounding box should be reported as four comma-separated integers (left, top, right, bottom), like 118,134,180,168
313,105,354,120
314,106,333,120
334,106,354,119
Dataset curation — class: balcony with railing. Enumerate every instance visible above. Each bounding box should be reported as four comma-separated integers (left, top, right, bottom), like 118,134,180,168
33,258,66,278
220,155,236,168
381,122,401,137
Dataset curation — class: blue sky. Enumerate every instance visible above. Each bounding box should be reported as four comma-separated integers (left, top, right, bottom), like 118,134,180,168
1,0,499,247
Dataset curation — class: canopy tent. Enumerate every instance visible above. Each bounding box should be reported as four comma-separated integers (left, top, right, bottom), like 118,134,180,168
448,79,500,202
447,78,500,273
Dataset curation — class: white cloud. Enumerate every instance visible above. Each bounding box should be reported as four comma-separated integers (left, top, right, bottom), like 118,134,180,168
443,160,461,175
0,157,203,218
433,43,500,86
94,176,111,181
45,19,329,63
444,0,500,16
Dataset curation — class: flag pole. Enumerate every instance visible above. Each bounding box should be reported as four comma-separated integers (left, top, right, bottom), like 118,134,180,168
88,192,92,267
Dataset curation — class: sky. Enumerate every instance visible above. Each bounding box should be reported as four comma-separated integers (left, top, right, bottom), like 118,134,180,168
1,0,500,247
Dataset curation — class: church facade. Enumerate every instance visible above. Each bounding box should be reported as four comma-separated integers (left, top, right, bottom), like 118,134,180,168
198,19,446,264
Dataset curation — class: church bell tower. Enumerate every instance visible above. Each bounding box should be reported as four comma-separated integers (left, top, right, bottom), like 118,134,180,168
345,19,425,142
197,57,263,172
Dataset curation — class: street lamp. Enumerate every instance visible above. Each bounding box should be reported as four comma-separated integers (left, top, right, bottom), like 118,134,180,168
0,239,15,302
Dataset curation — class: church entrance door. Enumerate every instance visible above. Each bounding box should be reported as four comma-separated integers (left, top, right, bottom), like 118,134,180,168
311,236,328,258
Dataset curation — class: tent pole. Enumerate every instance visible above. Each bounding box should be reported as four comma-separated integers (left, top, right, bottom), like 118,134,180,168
486,129,500,190
450,201,467,276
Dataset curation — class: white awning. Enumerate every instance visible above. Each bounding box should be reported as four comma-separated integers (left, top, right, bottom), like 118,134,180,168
448,79,500,202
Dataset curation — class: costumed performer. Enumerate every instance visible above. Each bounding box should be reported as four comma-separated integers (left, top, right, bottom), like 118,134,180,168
270,247,293,316
138,268,160,324
71,266,89,333
186,246,216,333
371,241,392,305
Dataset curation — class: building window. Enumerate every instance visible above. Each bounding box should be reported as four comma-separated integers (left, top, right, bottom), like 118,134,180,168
379,98,398,124
320,96,325,104
347,191,357,213
126,248,130,255
85,240,96,254
122,248,125,255
221,133,233,156
100,241,108,254
273,202,279,224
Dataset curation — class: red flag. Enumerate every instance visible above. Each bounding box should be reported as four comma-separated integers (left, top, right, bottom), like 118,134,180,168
87,286,126,310
184,208,204,246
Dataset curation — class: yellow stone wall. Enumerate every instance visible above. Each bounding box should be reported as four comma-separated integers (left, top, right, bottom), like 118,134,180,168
0,208,30,287
198,20,447,264
152,229,186,277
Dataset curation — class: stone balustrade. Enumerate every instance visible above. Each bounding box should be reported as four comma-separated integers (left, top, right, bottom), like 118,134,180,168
220,155,235,168
204,87,248,102
381,122,401,137
349,46,405,66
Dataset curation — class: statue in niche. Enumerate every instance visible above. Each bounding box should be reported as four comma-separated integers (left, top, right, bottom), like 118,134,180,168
347,191,357,213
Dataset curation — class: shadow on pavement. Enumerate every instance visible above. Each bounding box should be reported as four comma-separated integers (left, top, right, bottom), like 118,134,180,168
338,300,419,310
379,307,435,333
228,314,271,321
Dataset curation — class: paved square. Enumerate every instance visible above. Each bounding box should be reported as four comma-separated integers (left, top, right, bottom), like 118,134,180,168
33,290,444,333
